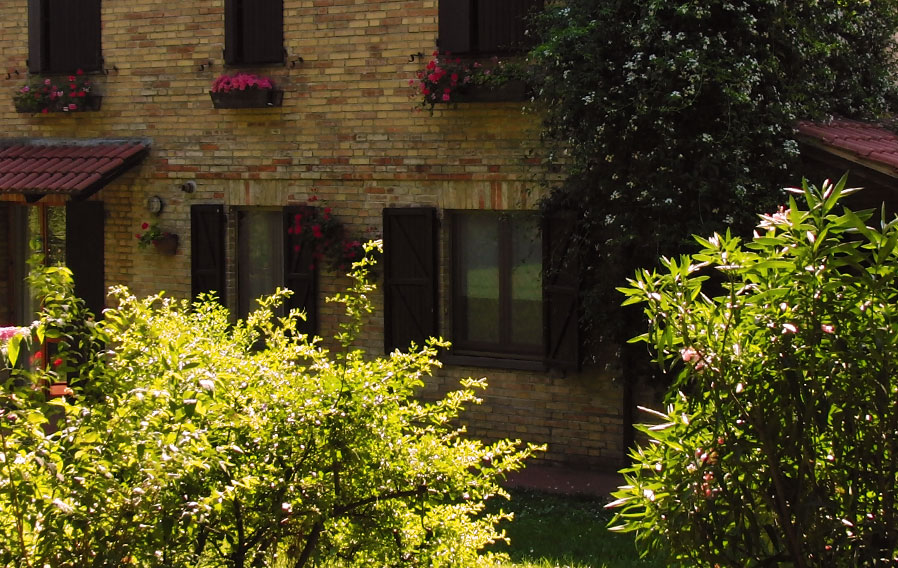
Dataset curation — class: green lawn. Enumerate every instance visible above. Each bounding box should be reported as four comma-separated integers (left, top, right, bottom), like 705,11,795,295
490,489,663,568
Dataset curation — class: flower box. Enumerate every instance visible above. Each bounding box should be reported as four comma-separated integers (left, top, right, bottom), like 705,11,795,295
152,233,179,255
14,93,102,114
454,80,529,103
210,88,283,109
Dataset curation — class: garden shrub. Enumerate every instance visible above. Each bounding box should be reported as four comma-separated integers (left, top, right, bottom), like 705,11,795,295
610,179,898,566
0,243,541,567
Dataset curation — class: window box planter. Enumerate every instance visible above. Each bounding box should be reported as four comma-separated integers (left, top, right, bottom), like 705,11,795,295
14,94,103,114
152,234,179,256
454,80,529,103
210,89,284,109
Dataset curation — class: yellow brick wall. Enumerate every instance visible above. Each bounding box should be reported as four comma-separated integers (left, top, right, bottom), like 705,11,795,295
0,0,626,468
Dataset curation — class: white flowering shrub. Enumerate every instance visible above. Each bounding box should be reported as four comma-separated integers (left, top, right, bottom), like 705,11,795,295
610,179,898,566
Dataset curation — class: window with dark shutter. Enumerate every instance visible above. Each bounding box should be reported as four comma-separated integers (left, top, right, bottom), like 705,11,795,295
438,0,542,55
383,208,438,353
65,201,105,318
542,211,580,370
225,0,284,65
191,205,227,305
29,0,102,74
284,206,317,337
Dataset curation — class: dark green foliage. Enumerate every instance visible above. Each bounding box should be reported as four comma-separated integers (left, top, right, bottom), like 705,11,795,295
527,0,898,346
610,180,898,566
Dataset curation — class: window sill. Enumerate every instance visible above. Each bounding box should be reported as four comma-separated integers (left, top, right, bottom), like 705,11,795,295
441,353,545,371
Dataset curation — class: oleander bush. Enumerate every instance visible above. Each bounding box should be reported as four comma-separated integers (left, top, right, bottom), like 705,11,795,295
0,242,541,567
610,179,898,566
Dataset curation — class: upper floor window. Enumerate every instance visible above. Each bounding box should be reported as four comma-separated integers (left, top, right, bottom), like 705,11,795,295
28,0,102,74
224,0,284,65
438,0,543,55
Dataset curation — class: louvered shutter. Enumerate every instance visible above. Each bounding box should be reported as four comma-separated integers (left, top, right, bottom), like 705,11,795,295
65,201,105,318
438,0,472,54
383,208,438,353
284,207,317,336
45,0,102,73
191,205,227,304
225,0,284,64
543,211,580,370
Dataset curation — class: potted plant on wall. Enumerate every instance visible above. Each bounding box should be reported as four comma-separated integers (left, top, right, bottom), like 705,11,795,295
410,51,529,113
210,72,284,108
135,222,178,255
12,69,102,114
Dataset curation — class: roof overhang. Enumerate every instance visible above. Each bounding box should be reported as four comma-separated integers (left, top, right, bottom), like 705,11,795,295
0,138,151,203
796,119,898,179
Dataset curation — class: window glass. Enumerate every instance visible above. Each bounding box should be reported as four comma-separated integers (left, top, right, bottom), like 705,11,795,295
237,209,284,318
452,211,543,357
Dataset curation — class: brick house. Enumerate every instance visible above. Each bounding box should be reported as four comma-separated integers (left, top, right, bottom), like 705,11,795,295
0,0,629,468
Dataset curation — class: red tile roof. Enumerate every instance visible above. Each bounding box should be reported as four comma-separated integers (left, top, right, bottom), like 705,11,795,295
0,139,150,198
796,119,898,176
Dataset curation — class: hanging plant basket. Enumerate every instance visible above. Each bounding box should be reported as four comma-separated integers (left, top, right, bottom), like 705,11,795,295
210,89,284,109
152,234,179,255
14,94,103,114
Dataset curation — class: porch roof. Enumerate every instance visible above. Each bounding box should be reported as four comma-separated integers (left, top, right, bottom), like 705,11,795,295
0,139,150,201
796,119,898,178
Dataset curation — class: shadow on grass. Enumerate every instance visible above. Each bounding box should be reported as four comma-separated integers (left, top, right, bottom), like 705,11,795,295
487,489,665,568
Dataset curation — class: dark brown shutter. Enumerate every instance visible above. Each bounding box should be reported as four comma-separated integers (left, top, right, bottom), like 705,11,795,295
46,0,102,73
383,207,437,353
438,0,472,54
543,211,580,370
284,207,317,336
225,0,284,64
27,0,46,73
191,205,226,304
477,0,542,53
65,201,105,319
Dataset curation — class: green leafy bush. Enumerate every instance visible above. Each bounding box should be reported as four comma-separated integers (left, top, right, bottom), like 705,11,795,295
610,179,898,566
0,243,541,567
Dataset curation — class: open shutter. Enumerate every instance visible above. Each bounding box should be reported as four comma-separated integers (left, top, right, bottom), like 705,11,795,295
65,201,104,318
478,0,542,53
27,0,45,73
225,0,283,64
438,0,472,54
383,208,437,353
543,211,580,370
191,205,226,304
47,0,102,73
284,207,317,336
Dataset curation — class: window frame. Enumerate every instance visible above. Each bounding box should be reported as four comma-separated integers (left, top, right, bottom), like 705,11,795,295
438,0,543,56
224,0,285,66
449,210,544,361
28,0,102,74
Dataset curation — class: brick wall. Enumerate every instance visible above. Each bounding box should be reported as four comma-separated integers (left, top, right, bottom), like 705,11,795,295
0,0,628,468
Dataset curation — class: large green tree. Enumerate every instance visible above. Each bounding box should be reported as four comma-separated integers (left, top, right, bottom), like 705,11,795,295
527,0,898,353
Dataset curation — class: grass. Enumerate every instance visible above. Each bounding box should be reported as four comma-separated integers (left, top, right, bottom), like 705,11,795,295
489,489,664,568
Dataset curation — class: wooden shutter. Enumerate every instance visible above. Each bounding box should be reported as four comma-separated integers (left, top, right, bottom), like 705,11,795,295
45,0,101,73
27,0,46,73
191,205,226,304
65,201,105,319
284,207,317,336
225,0,284,64
542,211,580,370
478,0,542,53
438,0,473,54
383,208,438,353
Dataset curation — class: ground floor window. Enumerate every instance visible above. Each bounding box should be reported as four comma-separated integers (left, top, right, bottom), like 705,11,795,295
451,211,543,358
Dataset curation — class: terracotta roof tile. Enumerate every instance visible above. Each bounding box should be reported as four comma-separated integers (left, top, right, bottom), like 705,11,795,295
797,119,898,176
0,139,149,197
